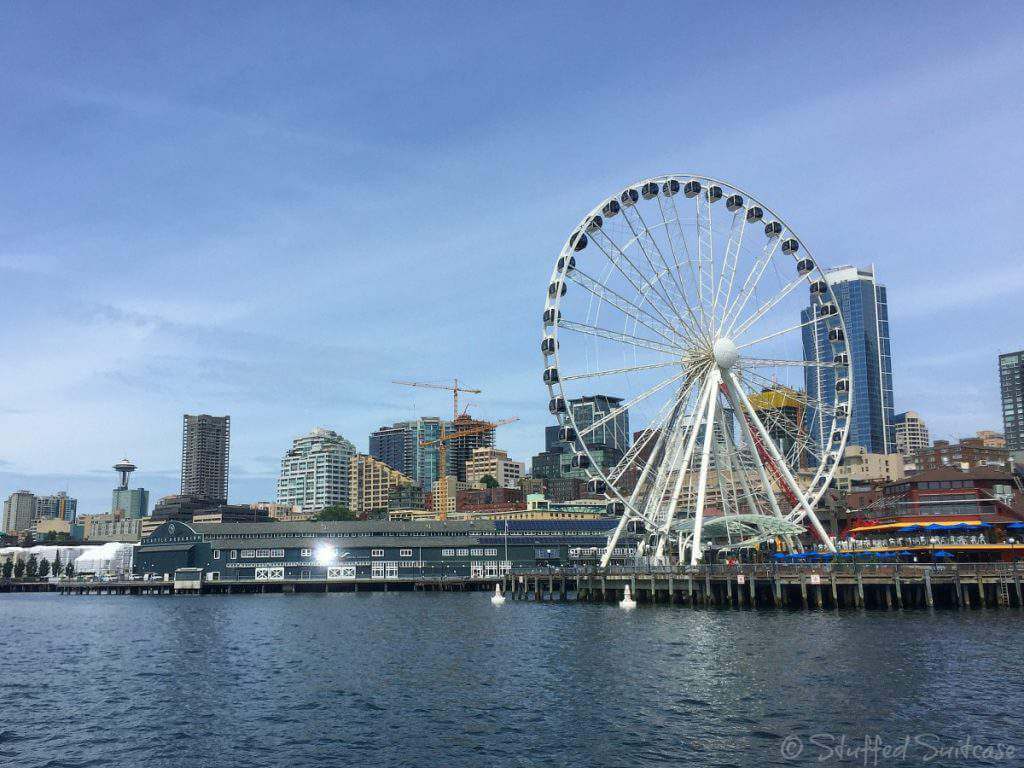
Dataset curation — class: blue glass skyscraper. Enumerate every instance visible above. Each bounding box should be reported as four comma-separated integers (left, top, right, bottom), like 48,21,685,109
802,265,895,456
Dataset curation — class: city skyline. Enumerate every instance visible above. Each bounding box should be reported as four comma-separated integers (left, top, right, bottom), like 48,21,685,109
3,3,1023,513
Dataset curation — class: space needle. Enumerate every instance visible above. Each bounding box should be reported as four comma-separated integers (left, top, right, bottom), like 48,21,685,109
113,458,137,490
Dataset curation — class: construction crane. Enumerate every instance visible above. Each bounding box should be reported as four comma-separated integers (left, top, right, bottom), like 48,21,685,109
392,379,482,421
421,417,519,521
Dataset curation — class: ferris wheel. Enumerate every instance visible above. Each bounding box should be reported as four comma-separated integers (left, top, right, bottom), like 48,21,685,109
541,174,851,567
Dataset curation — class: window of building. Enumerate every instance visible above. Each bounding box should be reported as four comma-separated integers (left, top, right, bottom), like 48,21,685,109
457,548,469,556
400,548,413,557
301,548,312,557
213,550,221,560
230,550,237,559
371,549,384,558
441,548,455,557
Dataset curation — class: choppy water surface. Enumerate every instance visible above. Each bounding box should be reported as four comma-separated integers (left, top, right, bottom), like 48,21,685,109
1,593,1020,767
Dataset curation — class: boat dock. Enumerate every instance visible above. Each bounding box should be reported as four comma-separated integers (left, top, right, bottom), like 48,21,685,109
504,563,1024,609
4,562,1023,609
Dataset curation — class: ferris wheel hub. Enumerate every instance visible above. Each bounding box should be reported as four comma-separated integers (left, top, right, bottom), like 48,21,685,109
712,337,739,369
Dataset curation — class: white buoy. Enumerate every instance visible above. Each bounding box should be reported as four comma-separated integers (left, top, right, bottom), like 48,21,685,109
619,583,637,609
491,584,506,605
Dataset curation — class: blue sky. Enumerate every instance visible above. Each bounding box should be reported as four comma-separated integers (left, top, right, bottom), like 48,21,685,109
2,1,1023,514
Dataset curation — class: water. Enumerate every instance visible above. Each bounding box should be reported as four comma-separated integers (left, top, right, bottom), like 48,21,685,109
1,593,1021,767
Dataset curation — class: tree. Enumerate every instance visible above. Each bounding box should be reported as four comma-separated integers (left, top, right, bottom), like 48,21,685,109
26,554,38,579
64,560,75,579
52,551,62,579
313,504,358,522
2,558,12,579
480,474,499,489
38,557,51,579
14,559,25,579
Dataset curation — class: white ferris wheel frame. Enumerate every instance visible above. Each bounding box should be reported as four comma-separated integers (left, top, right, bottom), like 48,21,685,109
541,173,853,567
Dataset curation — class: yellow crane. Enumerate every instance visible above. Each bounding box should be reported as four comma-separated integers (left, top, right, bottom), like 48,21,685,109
421,417,519,521
392,379,482,421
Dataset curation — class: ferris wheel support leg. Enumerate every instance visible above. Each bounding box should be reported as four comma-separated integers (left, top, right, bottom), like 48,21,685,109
688,369,720,566
721,376,797,552
653,371,716,562
725,371,836,552
716,406,762,538
599,511,634,570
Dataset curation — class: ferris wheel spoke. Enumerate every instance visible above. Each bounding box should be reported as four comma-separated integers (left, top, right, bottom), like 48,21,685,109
567,268,685,347
739,367,838,419
623,205,705,338
713,209,748,334
558,319,682,356
607,384,689,486
560,358,680,382
719,234,784,335
695,192,716,325
735,313,826,351
663,190,709,330
588,231,695,341
591,224,693,334
576,367,692,443
739,357,839,369
729,271,809,340
633,270,708,347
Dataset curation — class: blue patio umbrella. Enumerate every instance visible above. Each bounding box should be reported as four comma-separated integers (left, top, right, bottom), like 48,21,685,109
898,550,913,556
975,523,993,529
933,551,954,558
924,523,948,531
878,552,897,559
897,525,920,533
772,553,787,560
818,552,835,559
1007,522,1024,530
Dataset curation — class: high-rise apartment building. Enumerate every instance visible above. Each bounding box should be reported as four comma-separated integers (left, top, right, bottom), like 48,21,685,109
533,396,630,480
531,425,570,480
445,414,496,481
369,417,453,490
181,414,230,502
349,453,413,515
571,395,630,453
999,351,1023,452
803,265,894,455
465,447,525,489
3,491,38,534
893,411,929,458
35,491,78,523
565,395,629,477
276,428,356,513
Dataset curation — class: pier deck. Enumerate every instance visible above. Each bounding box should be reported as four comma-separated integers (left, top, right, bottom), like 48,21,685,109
4,563,1023,609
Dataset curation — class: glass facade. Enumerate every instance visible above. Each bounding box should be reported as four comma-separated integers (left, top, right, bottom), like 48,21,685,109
803,266,894,456
111,487,150,518
570,395,630,453
370,418,454,491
